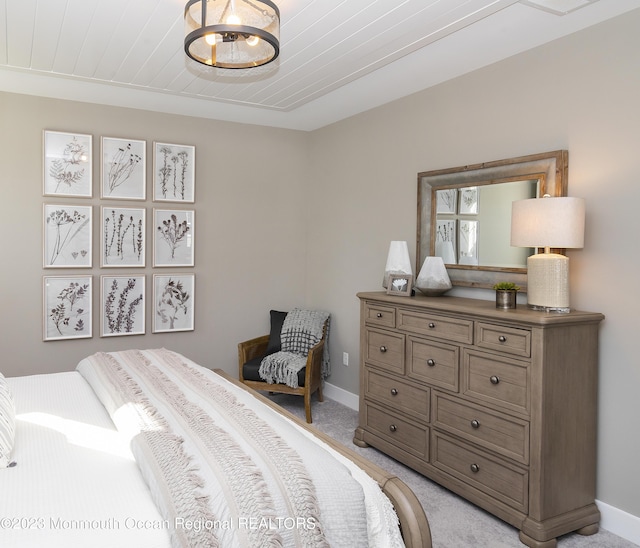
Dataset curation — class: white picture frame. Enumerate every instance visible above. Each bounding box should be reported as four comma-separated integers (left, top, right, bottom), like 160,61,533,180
459,186,480,215
153,209,195,267
43,130,92,198
459,220,479,265
153,274,195,333
101,137,146,200
436,188,457,214
153,142,195,203
435,219,457,265
101,206,146,267
43,275,92,341
100,275,145,337
43,204,92,268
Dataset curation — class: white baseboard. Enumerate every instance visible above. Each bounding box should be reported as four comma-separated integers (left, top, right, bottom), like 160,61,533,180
323,382,359,410
323,383,640,545
598,500,640,545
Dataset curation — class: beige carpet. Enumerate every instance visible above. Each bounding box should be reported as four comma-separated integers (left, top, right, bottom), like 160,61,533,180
267,392,637,548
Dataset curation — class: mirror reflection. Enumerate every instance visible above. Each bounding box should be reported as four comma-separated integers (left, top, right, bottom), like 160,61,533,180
434,179,538,268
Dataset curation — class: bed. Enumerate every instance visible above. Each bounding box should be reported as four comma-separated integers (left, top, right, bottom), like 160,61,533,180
0,348,431,547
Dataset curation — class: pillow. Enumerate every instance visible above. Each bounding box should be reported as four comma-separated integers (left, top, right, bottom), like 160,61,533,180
0,372,15,468
265,310,288,355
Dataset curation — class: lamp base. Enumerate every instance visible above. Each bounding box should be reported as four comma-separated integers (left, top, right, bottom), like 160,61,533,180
526,252,571,311
527,303,571,314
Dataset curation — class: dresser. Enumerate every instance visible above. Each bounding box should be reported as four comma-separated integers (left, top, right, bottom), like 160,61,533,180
353,292,604,548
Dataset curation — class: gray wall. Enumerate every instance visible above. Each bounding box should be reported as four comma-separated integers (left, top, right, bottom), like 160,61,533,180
306,11,640,520
0,93,311,375
1,8,639,525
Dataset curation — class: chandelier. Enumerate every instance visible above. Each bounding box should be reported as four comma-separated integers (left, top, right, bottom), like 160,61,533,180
184,0,280,69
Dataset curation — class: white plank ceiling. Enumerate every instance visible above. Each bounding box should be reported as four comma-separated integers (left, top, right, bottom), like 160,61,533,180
1,0,639,130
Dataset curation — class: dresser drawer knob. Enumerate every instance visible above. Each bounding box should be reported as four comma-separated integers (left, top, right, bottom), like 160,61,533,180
427,359,436,367
380,345,387,353
498,335,507,342
428,322,436,329
470,463,480,473
390,388,398,396
377,312,383,318
389,424,397,433
471,419,480,429
490,375,500,385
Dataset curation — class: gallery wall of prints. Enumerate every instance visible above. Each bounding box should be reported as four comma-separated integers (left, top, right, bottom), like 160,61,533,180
42,130,196,341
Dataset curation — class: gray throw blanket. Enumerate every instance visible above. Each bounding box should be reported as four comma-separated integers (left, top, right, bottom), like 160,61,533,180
259,308,330,388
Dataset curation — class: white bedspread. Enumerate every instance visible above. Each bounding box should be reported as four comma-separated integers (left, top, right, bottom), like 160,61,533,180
78,349,400,548
1,371,171,548
1,351,404,548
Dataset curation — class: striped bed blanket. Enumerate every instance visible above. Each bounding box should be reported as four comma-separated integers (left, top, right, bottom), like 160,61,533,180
77,349,402,548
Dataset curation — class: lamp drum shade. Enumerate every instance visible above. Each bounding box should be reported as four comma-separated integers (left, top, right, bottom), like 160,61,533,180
511,196,585,249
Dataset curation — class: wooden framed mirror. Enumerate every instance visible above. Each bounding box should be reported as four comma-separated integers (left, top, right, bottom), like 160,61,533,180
417,150,568,290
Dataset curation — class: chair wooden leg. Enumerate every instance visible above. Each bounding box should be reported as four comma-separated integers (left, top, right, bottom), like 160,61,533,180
304,392,312,424
317,384,324,402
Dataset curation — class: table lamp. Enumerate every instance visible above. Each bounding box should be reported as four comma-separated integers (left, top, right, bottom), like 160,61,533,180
511,195,585,312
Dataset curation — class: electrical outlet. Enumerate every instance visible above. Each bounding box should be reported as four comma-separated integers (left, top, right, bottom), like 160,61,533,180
342,352,349,366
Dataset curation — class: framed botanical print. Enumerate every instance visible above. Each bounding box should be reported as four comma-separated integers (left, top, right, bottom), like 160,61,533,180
459,186,479,215
43,130,92,198
153,209,195,267
43,204,92,268
153,274,195,333
153,142,195,203
435,219,457,265
459,220,479,266
436,188,457,214
101,206,146,267
101,137,146,200
43,275,92,341
100,275,145,337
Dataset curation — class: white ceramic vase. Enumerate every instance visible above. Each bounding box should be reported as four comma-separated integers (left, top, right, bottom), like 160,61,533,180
415,256,452,296
382,241,413,288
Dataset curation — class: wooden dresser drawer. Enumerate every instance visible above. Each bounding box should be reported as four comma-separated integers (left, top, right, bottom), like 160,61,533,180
365,328,405,373
397,309,473,344
432,431,528,513
365,369,430,423
407,336,459,392
432,393,529,464
476,322,531,358
364,302,396,328
363,403,429,459
462,349,530,416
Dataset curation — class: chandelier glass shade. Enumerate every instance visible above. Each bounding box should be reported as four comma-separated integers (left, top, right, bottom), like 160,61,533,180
184,0,280,69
